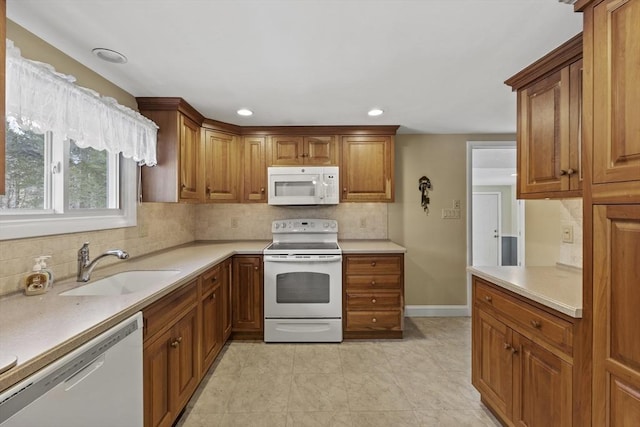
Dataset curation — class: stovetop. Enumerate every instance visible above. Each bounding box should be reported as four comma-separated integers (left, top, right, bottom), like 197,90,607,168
264,219,340,255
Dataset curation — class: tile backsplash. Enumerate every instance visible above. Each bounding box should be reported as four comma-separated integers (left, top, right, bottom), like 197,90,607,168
195,203,388,240
0,202,388,296
558,199,583,269
0,203,195,296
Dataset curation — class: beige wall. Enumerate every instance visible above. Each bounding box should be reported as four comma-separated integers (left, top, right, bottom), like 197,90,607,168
6,20,137,110
389,134,515,306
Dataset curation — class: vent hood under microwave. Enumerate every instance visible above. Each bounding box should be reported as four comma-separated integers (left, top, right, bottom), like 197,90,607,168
267,166,339,206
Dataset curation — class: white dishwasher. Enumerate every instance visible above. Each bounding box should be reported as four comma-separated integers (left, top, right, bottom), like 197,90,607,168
0,312,143,427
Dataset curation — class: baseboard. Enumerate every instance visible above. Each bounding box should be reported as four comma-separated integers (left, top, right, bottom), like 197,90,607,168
405,305,471,317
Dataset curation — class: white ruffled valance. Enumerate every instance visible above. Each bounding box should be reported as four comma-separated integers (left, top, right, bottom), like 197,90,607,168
5,39,158,166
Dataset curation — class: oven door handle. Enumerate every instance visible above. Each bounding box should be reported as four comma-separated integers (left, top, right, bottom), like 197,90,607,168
264,255,342,263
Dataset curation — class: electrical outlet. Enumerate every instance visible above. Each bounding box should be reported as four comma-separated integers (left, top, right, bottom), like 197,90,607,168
441,208,461,219
359,218,367,228
453,199,461,209
231,217,239,229
562,225,574,243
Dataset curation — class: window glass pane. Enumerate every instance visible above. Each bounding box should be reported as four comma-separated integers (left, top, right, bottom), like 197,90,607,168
0,120,46,210
67,141,109,209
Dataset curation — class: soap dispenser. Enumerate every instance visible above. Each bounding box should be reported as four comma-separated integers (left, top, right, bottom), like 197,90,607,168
24,258,50,296
36,256,54,289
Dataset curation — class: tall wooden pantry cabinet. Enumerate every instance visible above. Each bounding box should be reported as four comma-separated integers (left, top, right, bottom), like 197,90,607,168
576,0,640,425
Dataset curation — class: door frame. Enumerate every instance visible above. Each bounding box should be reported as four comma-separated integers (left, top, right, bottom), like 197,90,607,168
472,191,502,267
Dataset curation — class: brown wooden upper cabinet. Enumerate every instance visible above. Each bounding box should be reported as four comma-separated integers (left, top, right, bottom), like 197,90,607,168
242,136,268,202
505,34,583,199
270,135,337,166
341,135,394,202
589,0,640,201
202,129,240,202
137,98,205,203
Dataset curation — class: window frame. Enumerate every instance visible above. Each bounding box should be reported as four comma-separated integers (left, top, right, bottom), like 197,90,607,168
0,129,138,240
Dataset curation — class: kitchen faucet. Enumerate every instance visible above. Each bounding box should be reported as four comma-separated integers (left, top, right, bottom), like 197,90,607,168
77,242,129,282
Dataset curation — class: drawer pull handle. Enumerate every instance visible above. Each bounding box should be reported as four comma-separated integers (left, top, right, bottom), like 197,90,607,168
484,295,492,302
372,317,377,323
372,298,377,304
371,261,377,267
371,281,376,286
530,320,541,329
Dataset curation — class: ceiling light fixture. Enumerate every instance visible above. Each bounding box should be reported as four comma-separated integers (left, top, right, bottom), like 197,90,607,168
368,108,384,117
92,48,128,64
237,108,253,116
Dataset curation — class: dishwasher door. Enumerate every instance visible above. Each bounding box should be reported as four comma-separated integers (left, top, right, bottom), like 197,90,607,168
0,312,143,427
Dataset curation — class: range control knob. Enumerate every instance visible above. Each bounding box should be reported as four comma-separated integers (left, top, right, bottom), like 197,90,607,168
323,222,329,228
330,223,336,229
274,223,280,229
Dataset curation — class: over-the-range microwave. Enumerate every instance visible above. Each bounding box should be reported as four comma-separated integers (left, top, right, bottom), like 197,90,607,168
267,166,339,205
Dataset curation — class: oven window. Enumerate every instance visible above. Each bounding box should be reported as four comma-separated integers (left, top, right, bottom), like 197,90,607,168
274,181,316,197
276,272,330,303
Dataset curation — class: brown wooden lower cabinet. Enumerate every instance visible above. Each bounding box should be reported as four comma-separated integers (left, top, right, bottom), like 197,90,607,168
343,253,404,339
231,256,263,338
472,276,575,426
199,264,224,374
143,280,199,427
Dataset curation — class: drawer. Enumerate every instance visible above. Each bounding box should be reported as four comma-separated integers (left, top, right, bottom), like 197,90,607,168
346,311,402,331
200,264,222,295
475,280,574,354
344,255,403,274
346,291,401,310
143,279,198,340
345,274,402,290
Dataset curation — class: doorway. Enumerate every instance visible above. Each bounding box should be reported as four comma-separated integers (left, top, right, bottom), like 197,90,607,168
472,192,501,266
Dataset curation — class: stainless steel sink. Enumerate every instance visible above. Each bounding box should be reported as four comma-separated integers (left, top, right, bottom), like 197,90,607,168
60,270,181,296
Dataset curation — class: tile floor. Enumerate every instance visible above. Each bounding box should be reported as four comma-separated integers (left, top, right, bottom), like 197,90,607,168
175,317,502,427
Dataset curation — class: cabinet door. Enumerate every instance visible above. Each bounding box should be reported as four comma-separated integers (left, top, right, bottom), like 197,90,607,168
593,205,640,426
232,256,263,332
144,329,174,427
518,68,570,196
179,114,202,201
271,136,304,165
170,307,199,413
201,283,222,373
592,0,640,187
203,130,240,202
305,136,336,165
512,334,573,427
473,307,513,421
341,135,394,202
221,259,233,341
568,59,583,193
243,136,267,202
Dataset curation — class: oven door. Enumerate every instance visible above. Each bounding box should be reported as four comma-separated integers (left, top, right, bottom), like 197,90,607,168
263,254,342,318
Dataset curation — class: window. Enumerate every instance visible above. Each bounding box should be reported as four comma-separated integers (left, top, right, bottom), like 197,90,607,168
0,119,138,240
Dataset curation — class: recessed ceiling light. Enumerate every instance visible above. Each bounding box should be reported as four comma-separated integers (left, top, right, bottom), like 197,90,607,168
92,48,127,64
237,108,253,116
368,108,384,117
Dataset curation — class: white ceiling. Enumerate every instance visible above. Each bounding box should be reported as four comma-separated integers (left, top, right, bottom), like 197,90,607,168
6,0,582,134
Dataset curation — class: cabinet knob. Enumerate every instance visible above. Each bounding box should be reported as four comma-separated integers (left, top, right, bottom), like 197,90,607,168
372,298,377,304
343,187,347,193
206,186,212,194
484,295,492,302
370,280,376,286
503,342,512,351
254,266,259,270
560,169,568,176
210,293,215,300
372,317,377,323
170,340,179,348
260,187,265,193
567,168,576,175
511,347,519,355
530,320,541,329
371,261,376,267
181,184,186,189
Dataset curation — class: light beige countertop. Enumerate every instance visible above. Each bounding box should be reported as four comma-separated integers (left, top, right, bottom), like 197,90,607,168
339,240,406,253
0,238,405,391
467,265,582,318
0,241,269,392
